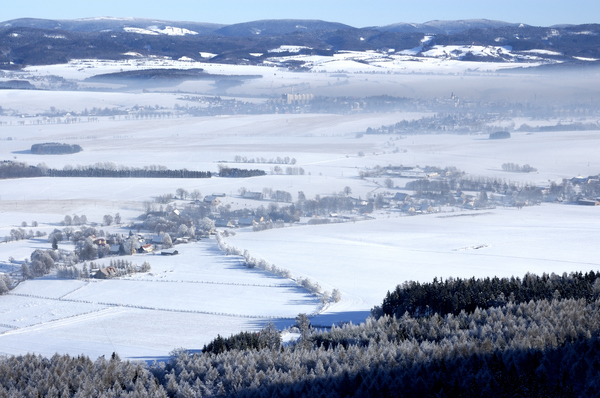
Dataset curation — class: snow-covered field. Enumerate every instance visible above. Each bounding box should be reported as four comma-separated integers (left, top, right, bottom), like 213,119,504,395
227,204,600,325
1,59,599,359
0,240,319,359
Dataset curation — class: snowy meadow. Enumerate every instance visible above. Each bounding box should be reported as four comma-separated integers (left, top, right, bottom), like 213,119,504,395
1,59,599,360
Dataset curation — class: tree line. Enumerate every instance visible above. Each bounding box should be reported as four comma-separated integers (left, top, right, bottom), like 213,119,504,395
218,166,266,178
0,161,211,179
30,143,82,154
375,270,600,319
46,168,211,179
501,162,538,173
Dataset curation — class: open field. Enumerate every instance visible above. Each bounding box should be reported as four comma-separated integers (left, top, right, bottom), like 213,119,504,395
228,204,600,324
1,60,600,359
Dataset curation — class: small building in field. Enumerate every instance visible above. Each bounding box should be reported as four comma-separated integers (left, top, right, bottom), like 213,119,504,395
161,249,179,256
152,235,166,244
215,219,236,228
243,192,263,200
578,199,600,206
238,217,263,227
400,203,416,213
93,237,107,246
94,267,117,279
392,192,411,202
203,195,220,206
138,244,153,253
109,244,121,255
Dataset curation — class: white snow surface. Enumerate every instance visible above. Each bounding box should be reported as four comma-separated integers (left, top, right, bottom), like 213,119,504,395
421,45,513,59
268,45,312,53
123,26,198,36
0,58,599,360
228,205,600,325
0,240,318,358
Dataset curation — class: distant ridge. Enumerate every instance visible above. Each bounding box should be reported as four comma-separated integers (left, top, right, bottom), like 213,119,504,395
0,17,224,35
214,19,354,37
365,19,524,34
1,17,525,36
0,17,598,68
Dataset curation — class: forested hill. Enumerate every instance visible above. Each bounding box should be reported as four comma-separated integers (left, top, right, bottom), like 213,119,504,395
1,270,600,396
0,18,599,67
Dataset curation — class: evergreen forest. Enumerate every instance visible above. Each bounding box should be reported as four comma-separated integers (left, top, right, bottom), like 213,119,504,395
1,270,599,397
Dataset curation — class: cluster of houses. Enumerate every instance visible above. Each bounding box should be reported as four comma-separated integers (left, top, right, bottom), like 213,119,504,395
91,235,179,257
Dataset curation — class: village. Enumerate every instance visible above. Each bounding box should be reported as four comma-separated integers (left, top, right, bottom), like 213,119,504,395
14,162,593,284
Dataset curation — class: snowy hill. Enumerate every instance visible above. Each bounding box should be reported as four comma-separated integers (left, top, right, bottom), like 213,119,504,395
0,17,598,70
0,17,223,35
377,19,524,34
214,19,354,36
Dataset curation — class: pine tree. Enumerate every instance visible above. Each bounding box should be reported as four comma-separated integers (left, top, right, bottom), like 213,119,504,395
259,322,281,350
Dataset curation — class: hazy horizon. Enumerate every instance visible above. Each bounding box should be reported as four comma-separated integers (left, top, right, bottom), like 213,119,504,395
3,0,600,28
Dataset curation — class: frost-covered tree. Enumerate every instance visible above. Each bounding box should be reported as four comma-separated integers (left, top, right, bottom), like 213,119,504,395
21,262,31,279
259,321,281,350
197,217,215,235
30,249,55,276
78,237,98,261
331,288,342,303
163,233,173,249
190,189,201,200
0,276,9,294
103,214,113,226
297,191,306,202
123,236,140,255
295,313,311,347
176,188,188,200
177,224,189,238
